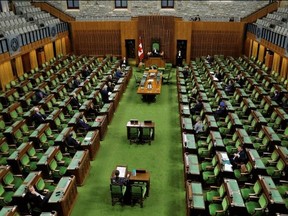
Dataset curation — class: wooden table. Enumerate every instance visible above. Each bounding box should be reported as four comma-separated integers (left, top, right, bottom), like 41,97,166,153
137,70,162,101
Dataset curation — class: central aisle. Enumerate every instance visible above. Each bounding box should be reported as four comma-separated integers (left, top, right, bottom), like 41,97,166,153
72,68,185,216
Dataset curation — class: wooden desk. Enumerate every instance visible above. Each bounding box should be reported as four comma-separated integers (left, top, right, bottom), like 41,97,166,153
0,206,20,216
216,151,233,178
81,130,100,160
223,178,245,213
181,117,193,134
186,181,205,216
91,115,108,140
47,176,78,216
66,150,90,186
182,133,197,154
180,104,191,117
145,57,165,68
99,103,114,124
246,148,266,175
259,175,286,214
126,121,155,143
129,170,150,197
137,70,162,101
184,153,200,181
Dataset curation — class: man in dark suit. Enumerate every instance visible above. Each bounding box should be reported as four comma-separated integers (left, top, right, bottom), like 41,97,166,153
70,93,81,108
121,57,127,68
231,145,247,168
35,89,47,104
271,90,282,104
100,85,109,104
190,99,203,114
82,66,90,78
111,170,128,186
66,132,81,148
33,107,46,127
73,76,81,89
176,50,183,67
77,116,91,131
214,100,228,119
26,185,52,212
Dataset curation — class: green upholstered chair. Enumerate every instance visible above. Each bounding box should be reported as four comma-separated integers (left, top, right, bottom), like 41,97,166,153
240,180,262,200
35,177,55,192
152,41,160,53
206,183,226,203
198,142,213,159
208,196,229,216
20,154,37,175
276,180,288,200
261,150,279,166
141,127,154,145
162,69,172,84
39,133,54,149
55,150,71,167
134,73,141,87
130,182,147,208
110,183,126,206
0,140,15,157
128,127,140,144
253,136,269,154
202,165,220,185
245,193,268,216
200,155,218,172
233,161,253,182
266,159,285,179
2,170,23,190
0,184,14,207
48,158,67,180
27,146,43,161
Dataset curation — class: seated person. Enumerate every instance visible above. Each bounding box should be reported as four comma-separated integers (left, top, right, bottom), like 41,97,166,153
111,169,128,186
70,93,81,108
152,47,159,56
114,68,123,79
194,117,204,134
35,89,47,104
271,90,282,104
214,100,228,119
77,116,91,131
73,76,81,89
121,57,127,68
224,79,235,94
107,81,114,93
236,74,245,87
230,145,247,168
66,132,81,149
33,107,46,127
82,66,90,78
189,87,198,103
87,103,100,118
190,99,203,114
100,85,110,104
214,70,222,82
26,185,52,211
182,66,190,80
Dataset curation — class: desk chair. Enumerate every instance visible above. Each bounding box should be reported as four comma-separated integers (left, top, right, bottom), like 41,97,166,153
245,193,268,216
130,182,147,208
206,183,226,203
141,127,153,145
240,180,262,200
129,127,140,144
208,196,229,216
110,184,126,206
0,184,13,207
134,73,141,87
162,68,172,84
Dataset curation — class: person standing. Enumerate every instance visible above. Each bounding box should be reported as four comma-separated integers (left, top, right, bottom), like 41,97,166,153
176,50,183,67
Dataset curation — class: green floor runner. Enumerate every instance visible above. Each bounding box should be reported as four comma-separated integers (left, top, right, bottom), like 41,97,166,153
72,68,185,216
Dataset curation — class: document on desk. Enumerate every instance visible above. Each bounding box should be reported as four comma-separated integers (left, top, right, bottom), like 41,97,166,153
224,164,233,172
117,167,127,178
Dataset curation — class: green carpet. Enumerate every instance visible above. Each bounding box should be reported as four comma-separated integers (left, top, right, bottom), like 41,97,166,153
72,68,185,216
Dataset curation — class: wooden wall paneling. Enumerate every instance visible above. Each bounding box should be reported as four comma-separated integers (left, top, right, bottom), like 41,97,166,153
22,52,31,73
15,56,24,77
55,39,62,56
272,53,281,74
258,44,265,63
120,18,138,60
174,20,192,65
61,37,67,55
252,41,259,58
191,22,244,59
29,50,38,70
44,43,54,62
280,57,287,79
0,61,13,90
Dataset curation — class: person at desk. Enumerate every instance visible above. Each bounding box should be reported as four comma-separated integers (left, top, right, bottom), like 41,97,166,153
224,79,235,94
35,89,47,104
236,74,245,87
87,103,100,118
214,100,228,119
100,85,110,104
194,117,204,134
26,185,52,213
33,107,46,128
182,66,190,80
271,90,282,104
114,68,123,80
215,70,223,82
121,57,128,68
230,145,247,168
66,132,81,149
70,93,81,108
111,169,129,186
82,66,90,78
77,115,91,131
73,76,81,89
190,99,203,114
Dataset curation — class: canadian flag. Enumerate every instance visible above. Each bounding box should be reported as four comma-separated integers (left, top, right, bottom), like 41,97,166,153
138,37,144,62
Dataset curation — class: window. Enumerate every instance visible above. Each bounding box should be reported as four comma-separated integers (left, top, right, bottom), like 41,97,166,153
161,0,174,8
67,0,79,9
115,0,127,8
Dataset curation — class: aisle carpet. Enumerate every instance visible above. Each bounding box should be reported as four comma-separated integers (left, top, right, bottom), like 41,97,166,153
72,68,185,216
